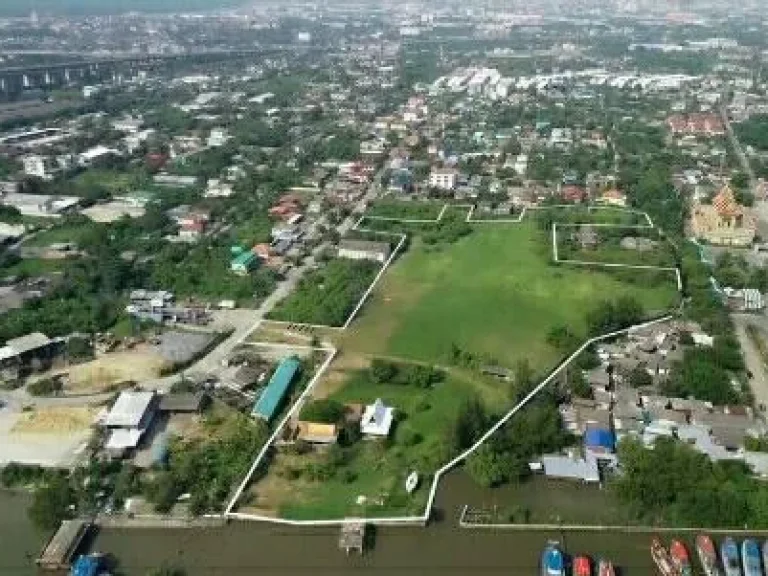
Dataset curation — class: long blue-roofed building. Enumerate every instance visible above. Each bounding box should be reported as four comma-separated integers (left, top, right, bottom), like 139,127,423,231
251,356,302,421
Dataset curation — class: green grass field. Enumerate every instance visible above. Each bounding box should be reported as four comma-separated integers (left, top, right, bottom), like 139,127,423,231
343,221,677,373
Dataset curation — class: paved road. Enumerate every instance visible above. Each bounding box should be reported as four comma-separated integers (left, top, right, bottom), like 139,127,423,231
733,313,768,411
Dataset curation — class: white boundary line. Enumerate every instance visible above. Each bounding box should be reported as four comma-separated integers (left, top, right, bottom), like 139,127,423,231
226,315,672,525
225,341,338,516
271,203,679,332
225,202,683,525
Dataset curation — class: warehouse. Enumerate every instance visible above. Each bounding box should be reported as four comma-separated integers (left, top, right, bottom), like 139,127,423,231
251,356,301,421
103,391,158,456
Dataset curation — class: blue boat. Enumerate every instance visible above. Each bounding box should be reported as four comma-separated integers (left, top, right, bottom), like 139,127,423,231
70,554,101,576
742,539,763,576
721,538,743,576
541,542,565,576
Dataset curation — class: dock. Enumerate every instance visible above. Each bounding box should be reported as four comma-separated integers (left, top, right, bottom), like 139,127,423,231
36,519,91,570
339,522,366,555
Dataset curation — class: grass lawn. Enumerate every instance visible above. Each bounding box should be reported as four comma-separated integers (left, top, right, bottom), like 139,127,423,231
341,221,677,373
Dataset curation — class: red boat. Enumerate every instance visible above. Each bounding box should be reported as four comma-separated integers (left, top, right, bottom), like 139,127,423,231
652,538,679,576
598,559,616,576
670,540,693,576
696,535,723,576
573,556,592,576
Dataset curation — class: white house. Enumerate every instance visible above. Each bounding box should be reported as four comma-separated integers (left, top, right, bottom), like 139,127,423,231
361,398,394,437
207,128,230,148
429,168,458,191
22,155,48,180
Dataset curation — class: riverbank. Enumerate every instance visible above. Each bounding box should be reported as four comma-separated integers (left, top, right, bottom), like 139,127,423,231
0,475,687,576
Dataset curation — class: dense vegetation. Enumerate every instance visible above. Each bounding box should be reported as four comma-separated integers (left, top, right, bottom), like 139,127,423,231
614,436,768,528
460,391,571,488
268,258,379,326
735,115,768,152
144,415,268,515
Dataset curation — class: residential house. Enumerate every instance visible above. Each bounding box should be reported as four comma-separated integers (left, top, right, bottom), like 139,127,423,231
297,421,339,445
429,168,458,191
361,398,394,437
231,250,259,275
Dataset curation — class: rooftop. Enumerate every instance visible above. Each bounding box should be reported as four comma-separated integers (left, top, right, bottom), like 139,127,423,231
103,391,156,428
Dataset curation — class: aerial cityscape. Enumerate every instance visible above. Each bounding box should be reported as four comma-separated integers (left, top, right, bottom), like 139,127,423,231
1,0,768,574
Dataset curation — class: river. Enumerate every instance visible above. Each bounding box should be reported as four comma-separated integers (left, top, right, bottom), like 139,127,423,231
1,474,667,576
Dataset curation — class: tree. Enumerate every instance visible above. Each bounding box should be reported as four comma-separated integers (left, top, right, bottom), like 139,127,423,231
546,325,579,352
29,475,74,531
510,359,535,403
370,359,398,384
466,444,511,487
628,365,653,388
569,368,592,398
301,399,345,424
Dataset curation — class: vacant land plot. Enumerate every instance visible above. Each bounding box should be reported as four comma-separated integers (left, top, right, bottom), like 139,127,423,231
533,205,649,226
25,220,100,247
342,222,677,372
0,406,95,467
11,406,97,434
65,347,168,393
268,259,380,326
366,199,446,220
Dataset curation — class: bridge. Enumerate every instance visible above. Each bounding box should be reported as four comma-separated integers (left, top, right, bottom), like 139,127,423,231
0,46,307,97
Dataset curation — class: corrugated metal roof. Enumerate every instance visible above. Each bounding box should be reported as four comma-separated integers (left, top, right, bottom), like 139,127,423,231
541,453,600,483
104,391,155,428
252,356,301,421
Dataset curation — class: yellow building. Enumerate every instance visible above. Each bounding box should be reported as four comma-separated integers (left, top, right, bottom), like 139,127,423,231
691,185,756,246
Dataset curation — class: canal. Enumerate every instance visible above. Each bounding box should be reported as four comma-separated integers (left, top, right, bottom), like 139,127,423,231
2,473,667,576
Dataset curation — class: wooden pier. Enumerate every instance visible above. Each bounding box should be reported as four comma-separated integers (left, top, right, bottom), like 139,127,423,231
339,522,366,555
36,519,91,570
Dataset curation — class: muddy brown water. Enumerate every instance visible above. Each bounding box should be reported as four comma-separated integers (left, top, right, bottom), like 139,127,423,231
0,474,679,576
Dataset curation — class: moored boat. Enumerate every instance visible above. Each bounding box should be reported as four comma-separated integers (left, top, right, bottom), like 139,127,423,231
762,541,768,576
697,534,723,576
652,538,678,576
598,559,616,576
541,542,565,576
741,539,763,576
721,537,742,576
573,555,591,576
70,554,102,576
671,540,693,576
